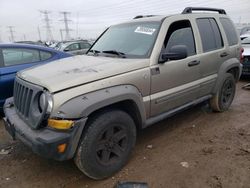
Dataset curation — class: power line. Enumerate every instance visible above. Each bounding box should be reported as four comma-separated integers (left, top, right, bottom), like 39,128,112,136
39,10,54,41
59,11,73,40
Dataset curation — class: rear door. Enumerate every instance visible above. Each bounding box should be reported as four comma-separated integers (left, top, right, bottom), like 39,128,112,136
195,17,228,97
150,19,201,116
79,42,91,54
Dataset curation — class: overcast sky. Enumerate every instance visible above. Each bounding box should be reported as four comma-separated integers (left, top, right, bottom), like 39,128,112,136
0,0,250,42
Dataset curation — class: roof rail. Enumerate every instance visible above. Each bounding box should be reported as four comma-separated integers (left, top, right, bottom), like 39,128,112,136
182,7,226,15
133,15,156,19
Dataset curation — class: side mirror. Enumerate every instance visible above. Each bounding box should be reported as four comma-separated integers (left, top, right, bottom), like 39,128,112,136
64,48,70,52
160,45,188,63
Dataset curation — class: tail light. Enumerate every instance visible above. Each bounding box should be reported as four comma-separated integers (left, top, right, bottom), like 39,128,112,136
240,48,244,63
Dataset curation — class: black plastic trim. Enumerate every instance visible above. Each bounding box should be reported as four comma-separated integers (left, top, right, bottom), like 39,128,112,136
182,7,226,15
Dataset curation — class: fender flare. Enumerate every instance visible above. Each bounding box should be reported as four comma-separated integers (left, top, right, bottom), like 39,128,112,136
52,85,147,126
212,58,241,94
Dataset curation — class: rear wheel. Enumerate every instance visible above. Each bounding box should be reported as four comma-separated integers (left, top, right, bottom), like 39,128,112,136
74,110,136,180
210,73,236,112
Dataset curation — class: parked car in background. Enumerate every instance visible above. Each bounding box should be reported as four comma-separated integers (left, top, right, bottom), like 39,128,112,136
240,26,250,35
0,43,72,114
56,40,91,55
242,37,250,76
240,31,250,40
15,41,45,46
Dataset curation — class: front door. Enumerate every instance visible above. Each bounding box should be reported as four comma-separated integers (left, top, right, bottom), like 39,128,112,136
150,19,201,116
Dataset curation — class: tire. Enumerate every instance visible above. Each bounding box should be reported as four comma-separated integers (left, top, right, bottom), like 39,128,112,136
209,73,236,112
74,109,136,180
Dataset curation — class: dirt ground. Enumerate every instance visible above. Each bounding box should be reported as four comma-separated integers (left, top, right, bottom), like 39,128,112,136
0,80,250,188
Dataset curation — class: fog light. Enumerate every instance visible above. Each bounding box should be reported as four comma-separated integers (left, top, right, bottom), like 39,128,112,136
57,143,67,153
48,119,74,130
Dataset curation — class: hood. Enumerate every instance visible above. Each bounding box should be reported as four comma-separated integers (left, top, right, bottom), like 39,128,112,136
18,55,149,92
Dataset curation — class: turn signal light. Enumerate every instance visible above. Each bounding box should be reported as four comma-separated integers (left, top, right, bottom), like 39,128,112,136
240,48,244,63
48,119,74,130
57,143,67,153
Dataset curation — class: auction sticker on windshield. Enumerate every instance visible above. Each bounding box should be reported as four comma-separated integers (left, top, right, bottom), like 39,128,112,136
134,26,156,35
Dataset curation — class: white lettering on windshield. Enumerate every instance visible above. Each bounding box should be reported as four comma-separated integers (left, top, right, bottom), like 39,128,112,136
134,26,156,35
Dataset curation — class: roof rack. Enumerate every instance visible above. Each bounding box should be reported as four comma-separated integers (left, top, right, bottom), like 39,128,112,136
133,15,156,19
182,7,226,15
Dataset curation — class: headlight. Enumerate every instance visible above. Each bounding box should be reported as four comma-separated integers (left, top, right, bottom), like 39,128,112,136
38,92,53,113
39,93,46,111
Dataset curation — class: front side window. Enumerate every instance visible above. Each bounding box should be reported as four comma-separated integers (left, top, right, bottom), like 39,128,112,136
3,48,40,67
196,18,223,52
164,20,196,56
220,18,238,46
89,21,161,58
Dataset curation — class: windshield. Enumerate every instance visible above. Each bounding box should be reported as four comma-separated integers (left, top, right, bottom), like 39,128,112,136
89,21,161,58
242,37,250,44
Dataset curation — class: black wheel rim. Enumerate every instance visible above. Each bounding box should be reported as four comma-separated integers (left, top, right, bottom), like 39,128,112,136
96,125,128,165
221,79,234,106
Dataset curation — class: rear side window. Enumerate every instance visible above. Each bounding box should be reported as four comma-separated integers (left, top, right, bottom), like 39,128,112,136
40,51,53,61
2,48,40,67
80,42,91,49
219,18,238,46
65,43,80,51
196,18,223,52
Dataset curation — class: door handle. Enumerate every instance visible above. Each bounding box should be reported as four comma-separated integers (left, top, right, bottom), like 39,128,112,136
188,60,200,67
220,52,229,57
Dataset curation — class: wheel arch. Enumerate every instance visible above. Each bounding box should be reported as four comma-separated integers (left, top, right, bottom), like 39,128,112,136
212,58,241,94
52,85,147,129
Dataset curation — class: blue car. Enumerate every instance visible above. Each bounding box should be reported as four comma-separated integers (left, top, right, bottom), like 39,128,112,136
0,43,72,114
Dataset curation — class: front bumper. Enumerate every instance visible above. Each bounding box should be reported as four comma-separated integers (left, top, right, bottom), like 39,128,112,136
3,98,87,161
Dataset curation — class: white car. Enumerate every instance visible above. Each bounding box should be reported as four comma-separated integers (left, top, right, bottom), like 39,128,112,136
240,31,250,40
242,37,250,76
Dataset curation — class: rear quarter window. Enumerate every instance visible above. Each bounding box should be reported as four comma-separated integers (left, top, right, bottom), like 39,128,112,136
40,51,53,61
219,18,238,46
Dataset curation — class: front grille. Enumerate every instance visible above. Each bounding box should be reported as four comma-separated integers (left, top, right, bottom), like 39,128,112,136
14,80,33,118
13,77,45,129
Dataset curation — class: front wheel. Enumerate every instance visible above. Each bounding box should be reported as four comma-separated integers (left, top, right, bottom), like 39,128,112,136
209,73,236,112
74,110,136,180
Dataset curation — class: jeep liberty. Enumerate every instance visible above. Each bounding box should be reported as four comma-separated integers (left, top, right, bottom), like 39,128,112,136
3,7,243,179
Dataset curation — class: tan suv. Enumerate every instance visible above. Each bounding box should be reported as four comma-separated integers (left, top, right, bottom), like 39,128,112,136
3,7,243,179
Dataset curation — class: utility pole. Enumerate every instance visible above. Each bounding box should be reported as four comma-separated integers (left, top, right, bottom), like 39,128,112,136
7,26,15,42
60,29,63,41
37,26,42,41
76,12,79,39
39,10,53,41
59,11,72,40
23,34,26,41
0,26,2,42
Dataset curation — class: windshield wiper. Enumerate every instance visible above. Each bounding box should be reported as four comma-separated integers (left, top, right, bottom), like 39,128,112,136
102,50,126,58
88,49,100,56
